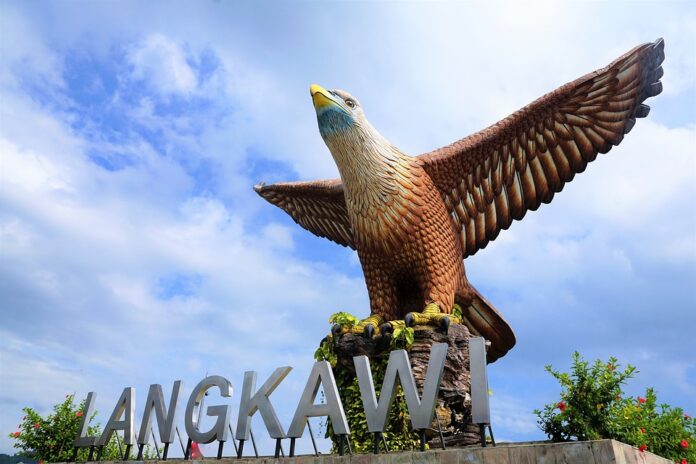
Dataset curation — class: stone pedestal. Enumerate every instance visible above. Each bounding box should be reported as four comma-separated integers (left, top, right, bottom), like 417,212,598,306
333,324,482,448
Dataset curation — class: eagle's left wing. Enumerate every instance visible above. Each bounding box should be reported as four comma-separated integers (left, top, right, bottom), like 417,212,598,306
254,179,356,249
418,38,664,258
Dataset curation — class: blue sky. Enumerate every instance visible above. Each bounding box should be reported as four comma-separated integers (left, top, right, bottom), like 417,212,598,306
1,0,694,456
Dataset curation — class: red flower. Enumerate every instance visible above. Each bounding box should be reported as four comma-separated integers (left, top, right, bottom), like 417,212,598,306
639,427,645,434
681,459,687,464
638,444,647,453
557,401,567,412
638,397,646,404
39,460,44,464
33,422,40,429
12,432,20,438
607,363,615,371
681,439,689,449
76,411,83,418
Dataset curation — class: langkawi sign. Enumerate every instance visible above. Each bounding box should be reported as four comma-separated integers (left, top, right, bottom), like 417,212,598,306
74,340,491,460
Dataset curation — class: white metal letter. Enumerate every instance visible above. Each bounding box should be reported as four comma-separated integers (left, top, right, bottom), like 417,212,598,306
236,367,291,440
74,392,97,447
98,387,135,445
469,337,490,425
137,381,183,445
287,361,349,438
184,375,233,444
354,343,447,431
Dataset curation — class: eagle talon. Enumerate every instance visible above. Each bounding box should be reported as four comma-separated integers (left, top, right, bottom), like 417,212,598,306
404,304,458,329
379,322,394,335
404,313,416,327
440,315,450,333
364,324,375,339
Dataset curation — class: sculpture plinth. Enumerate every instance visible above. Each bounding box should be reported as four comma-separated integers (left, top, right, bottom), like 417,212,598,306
331,324,483,448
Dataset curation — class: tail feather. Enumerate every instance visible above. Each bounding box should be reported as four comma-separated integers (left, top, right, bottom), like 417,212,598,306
456,286,516,363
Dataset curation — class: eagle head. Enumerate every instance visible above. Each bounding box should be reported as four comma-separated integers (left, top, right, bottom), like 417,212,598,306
310,84,365,140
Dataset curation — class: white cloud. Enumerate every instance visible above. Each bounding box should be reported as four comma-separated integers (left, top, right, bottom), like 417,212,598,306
490,392,540,437
128,34,198,96
0,5,64,89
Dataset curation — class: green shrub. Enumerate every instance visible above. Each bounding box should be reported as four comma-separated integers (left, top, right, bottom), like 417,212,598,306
535,352,695,462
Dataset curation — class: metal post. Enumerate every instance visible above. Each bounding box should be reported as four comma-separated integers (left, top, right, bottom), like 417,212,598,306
274,438,282,458
346,435,353,455
115,433,123,459
236,440,244,459
307,419,319,456
95,445,103,461
479,424,487,447
419,429,426,451
488,424,496,446
227,424,239,455
123,444,131,461
249,428,258,458
71,447,78,462
163,443,170,461
337,435,344,456
216,441,224,460
151,428,162,460
435,413,446,450
289,437,296,457
381,433,389,453
87,446,95,462
373,432,381,454
175,427,186,455
137,444,144,460
184,438,192,459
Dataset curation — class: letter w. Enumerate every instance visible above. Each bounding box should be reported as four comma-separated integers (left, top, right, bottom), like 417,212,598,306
353,343,447,432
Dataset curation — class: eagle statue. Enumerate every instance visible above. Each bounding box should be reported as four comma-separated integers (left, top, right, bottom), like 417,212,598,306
255,39,665,361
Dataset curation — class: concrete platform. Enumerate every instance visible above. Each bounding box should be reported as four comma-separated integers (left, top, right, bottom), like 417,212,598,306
73,439,672,464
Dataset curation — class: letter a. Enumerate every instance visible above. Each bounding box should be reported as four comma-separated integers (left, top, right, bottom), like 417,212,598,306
287,361,349,438
99,387,135,445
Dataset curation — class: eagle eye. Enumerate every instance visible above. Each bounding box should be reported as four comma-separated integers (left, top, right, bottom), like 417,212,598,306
344,99,356,109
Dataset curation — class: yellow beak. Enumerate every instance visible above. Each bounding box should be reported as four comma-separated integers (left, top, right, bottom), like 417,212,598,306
310,84,338,110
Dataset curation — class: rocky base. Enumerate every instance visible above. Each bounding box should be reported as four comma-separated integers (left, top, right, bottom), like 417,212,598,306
332,324,483,448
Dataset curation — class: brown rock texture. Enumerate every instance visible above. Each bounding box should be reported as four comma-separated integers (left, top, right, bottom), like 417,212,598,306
333,324,482,448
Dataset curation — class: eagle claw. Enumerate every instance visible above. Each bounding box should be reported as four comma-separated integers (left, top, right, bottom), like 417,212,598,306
404,303,456,331
404,313,416,327
440,315,450,333
363,324,375,339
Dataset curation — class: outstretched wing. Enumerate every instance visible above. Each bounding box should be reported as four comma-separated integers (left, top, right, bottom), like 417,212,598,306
419,38,665,258
254,179,355,249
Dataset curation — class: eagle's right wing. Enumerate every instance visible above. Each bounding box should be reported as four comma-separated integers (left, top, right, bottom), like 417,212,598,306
254,179,356,249
419,38,665,258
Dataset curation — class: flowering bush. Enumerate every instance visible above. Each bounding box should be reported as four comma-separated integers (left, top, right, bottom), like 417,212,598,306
8,395,121,462
8,394,158,463
535,352,695,463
